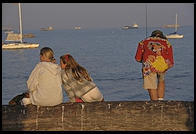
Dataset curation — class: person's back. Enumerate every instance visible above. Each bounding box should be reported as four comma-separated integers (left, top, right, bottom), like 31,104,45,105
135,30,174,100
61,68,101,102
135,36,173,68
27,47,63,106
28,62,63,106
60,54,104,102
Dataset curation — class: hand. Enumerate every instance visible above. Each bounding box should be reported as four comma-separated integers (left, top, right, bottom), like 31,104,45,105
25,92,30,98
51,58,56,63
168,64,174,69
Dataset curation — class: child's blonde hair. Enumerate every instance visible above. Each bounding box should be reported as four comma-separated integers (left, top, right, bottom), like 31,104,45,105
40,47,55,62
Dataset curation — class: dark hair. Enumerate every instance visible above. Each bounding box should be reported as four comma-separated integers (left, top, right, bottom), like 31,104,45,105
151,30,167,39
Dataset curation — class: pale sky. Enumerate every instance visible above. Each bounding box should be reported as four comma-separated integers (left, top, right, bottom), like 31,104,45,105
2,3,194,30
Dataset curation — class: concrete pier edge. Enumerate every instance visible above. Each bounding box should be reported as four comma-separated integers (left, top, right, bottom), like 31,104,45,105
2,101,194,131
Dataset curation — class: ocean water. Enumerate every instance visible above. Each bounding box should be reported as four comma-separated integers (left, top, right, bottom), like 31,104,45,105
2,26,194,104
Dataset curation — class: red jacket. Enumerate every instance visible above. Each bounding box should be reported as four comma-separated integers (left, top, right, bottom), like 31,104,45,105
135,37,174,76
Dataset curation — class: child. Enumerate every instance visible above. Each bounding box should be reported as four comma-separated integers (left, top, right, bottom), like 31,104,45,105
9,47,63,106
60,54,104,102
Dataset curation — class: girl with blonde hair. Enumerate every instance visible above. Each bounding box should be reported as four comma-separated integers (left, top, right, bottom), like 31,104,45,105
60,54,104,102
9,47,63,106
26,47,63,106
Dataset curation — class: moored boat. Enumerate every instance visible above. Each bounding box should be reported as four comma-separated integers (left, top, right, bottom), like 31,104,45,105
2,3,39,50
121,23,138,30
166,14,183,39
166,32,184,39
40,26,53,31
2,42,39,49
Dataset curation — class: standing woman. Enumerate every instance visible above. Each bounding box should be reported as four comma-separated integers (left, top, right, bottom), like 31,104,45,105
60,54,104,102
25,47,63,106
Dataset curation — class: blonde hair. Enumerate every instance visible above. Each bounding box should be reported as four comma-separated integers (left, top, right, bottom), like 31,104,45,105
60,54,92,81
40,47,55,62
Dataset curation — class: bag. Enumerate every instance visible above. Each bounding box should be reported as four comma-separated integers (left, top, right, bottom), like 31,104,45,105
151,56,168,72
9,92,29,106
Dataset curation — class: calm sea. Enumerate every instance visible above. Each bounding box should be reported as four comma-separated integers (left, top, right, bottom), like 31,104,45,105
2,26,194,104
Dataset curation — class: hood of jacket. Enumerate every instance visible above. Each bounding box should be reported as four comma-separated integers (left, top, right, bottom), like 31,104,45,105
38,62,61,76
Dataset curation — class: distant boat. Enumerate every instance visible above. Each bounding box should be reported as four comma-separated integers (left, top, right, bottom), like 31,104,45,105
4,30,14,34
166,32,183,39
121,23,138,30
40,26,53,31
2,3,39,49
162,24,180,28
132,23,139,28
166,14,183,39
23,33,35,38
74,26,81,30
121,26,131,30
3,27,14,33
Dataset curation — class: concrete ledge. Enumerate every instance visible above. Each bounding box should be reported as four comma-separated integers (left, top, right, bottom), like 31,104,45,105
2,101,194,131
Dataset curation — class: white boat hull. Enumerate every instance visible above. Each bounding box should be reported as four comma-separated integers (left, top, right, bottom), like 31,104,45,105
121,26,138,30
2,43,39,49
166,34,184,39
166,14,183,39
2,4,39,50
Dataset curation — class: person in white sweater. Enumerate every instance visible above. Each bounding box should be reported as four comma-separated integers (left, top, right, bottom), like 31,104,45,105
22,47,63,106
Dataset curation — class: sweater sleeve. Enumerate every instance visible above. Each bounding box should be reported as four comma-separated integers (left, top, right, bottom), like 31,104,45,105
135,41,144,63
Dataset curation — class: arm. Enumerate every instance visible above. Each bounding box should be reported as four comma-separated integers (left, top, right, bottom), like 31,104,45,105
167,42,174,69
27,64,39,92
61,71,76,102
135,41,144,63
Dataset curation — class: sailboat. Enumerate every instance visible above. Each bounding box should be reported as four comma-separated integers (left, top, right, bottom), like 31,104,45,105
166,14,183,39
2,3,39,49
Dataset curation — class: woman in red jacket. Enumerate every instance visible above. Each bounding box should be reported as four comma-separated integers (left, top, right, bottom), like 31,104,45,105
135,30,174,100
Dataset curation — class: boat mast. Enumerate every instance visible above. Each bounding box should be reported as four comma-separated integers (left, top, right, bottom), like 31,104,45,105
18,3,23,43
175,13,177,33
145,3,148,38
